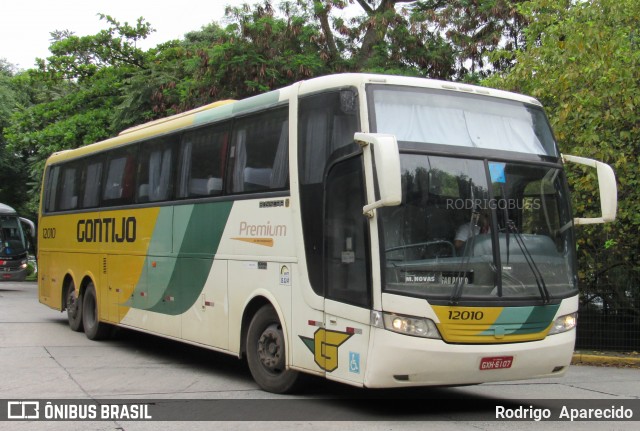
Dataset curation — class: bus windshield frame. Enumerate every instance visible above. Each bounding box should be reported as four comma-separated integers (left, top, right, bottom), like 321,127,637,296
368,85,578,306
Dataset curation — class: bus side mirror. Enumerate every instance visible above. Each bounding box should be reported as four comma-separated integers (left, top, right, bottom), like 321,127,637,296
354,133,402,217
562,154,617,224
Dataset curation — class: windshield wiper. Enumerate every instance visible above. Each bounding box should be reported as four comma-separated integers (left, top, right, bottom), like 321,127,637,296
506,220,551,303
449,210,479,305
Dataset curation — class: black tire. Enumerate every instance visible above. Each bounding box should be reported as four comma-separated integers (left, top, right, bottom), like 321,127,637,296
246,305,300,393
82,282,111,340
65,279,83,332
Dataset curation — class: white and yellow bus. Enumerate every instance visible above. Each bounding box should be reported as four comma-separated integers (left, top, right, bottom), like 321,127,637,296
38,73,617,393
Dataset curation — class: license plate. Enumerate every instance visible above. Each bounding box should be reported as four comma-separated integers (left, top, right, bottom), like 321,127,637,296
480,356,513,370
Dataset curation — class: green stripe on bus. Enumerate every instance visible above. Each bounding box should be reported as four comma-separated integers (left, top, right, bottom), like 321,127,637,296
126,201,233,315
232,91,280,115
193,90,280,126
193,103,235,126
479,304,560,336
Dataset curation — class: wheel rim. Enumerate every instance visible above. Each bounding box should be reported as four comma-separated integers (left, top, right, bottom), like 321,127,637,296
257,323,285,374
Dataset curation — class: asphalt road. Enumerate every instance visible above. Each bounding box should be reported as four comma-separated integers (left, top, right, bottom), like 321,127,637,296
1,281,639,430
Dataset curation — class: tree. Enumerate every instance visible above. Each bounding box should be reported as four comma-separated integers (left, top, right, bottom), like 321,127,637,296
425,0,530,80
485,0,640,252
127,1,335,117
3,15,155,214
301,0,528,80
0,60,30,214
39,14,153,82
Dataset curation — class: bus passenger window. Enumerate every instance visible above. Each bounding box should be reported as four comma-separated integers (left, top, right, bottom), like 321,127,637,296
82,159,103,208
178,125,229,198
137,138,175,203
228,107,288,193
103,147,137,206
57,164,80,211
44,166,60,213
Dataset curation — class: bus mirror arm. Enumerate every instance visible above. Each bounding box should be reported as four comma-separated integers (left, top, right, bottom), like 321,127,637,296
355,133,402,217
562,154,617,225
20,217,36,238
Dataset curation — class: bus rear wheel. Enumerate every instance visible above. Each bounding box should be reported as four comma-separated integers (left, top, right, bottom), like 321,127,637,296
82,282,111,340
246,305,299,393
65,280,83,332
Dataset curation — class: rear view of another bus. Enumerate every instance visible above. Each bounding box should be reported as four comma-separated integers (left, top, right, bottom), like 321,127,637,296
0,203,35,281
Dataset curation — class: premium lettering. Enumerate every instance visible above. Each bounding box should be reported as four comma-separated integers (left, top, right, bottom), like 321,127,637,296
239,221,286,237
77,217,136,243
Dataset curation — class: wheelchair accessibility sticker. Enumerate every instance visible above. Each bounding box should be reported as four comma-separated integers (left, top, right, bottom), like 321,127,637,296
349,351,360,374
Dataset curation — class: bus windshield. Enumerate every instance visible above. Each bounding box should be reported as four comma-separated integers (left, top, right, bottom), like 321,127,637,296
0,215,28,256
369,85,558,157
378,155,577,303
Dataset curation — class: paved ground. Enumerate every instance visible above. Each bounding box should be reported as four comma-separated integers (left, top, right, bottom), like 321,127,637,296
1,281,639,430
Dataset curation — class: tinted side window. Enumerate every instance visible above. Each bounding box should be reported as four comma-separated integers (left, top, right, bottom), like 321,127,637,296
178,124,229,198
298,90,359,185
57,162,82,211
136,138,176,203
44,166,60,213
103,146,137,206
324,156,371,308
81,157,103,209
228,107,289,193
297,90,360,296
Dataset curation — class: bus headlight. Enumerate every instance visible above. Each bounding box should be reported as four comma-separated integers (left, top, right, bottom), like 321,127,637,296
548,313,577,335
382,313,441,339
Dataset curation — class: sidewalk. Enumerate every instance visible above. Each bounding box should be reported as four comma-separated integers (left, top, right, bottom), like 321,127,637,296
572,350,640,368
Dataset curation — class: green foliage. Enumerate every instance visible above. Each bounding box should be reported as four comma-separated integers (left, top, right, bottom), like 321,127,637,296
121,1,345,119
416,0,530,79
40,14,153,81
0,60,30,214
3,15,155,213
485,0,640,253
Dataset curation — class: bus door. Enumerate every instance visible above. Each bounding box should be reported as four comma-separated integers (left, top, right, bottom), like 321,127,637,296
323,133,402,385
321,155,372,385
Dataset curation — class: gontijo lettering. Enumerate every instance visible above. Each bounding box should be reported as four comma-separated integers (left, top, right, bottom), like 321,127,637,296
77,217,136,243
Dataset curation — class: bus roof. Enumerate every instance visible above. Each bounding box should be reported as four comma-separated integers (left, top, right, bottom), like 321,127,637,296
296,73,542,107
44,73,543,166
0,203,17,215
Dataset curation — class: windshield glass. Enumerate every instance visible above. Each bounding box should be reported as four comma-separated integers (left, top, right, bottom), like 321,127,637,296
0,216,27,256
379,155,577,303
370,85,558,156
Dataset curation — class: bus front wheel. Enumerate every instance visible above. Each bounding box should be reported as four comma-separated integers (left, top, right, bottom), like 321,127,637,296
82,282,111,340
246,305,299,393
65,280,83,332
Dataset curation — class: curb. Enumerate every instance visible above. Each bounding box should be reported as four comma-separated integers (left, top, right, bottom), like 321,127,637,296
572,353,640,368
